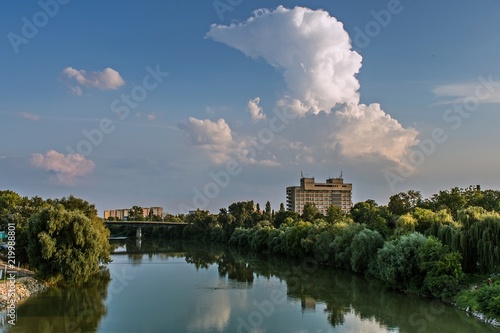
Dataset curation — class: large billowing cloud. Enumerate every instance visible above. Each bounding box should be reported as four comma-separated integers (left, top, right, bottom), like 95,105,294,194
207,6,362,114
31,150,95,185
334,104,419,163
179,117,234,164
206,6,419,166
63,67,125,95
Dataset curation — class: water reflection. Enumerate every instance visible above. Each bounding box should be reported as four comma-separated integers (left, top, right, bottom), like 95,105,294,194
5,270,110,333
4,240,498,333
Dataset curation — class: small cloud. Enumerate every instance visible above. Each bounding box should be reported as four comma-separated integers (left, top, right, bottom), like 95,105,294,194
70,86,83,96
433,78,500,105
30,150,95,185
62,67,125,95
179,117,234,164
19,112,40,121
247,97,266,122
147,113,157,121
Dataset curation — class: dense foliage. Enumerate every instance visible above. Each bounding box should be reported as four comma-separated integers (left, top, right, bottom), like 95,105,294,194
27,205,111,284
146,186,500,318
0,191,111,285
2,184,499,317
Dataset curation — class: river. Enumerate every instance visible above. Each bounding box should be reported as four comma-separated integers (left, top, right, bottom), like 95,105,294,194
2,239,498,333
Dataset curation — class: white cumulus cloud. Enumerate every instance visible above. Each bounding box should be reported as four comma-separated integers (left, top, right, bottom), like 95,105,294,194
207,6,419,167
30,150,95,185
247,97,266,122
63,67,125,94
207,6,362,114
334,103,419,163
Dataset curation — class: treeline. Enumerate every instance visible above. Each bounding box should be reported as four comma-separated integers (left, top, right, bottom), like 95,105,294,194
0,191,111,285
148,186,500,318
2,186,500,316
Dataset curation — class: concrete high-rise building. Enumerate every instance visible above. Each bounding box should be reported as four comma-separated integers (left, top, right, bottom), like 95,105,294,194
286,174,352,215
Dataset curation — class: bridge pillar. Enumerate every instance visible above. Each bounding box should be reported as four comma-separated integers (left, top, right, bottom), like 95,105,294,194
136,226,142,239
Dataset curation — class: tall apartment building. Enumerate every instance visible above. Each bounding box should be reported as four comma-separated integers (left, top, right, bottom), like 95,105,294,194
286,174,352,215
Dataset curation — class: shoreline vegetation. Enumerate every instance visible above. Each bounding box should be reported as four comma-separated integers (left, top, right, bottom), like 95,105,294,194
1,185,500,327
0,260,47,311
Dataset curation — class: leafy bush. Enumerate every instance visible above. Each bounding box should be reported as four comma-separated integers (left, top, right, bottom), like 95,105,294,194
284,221,312,257
370,233,426,290
331,223,365,269
457,282,500,319
417,236,464,298
350,229,384,273
250,226,272,252
27,205,111,285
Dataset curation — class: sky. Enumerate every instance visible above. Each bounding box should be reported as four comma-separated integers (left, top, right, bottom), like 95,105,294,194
1,0,500,216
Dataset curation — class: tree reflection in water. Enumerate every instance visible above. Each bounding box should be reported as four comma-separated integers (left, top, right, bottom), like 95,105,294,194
5,269,110,333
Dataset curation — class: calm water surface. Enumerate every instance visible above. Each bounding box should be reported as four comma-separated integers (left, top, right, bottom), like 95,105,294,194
2,240,498,333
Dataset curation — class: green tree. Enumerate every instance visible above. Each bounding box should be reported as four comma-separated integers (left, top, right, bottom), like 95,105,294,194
129,206,144,221
228,201,256,228
273,210,299,228
350,228,384,273
54,195,98,218
27,205,111,284
264,201,272,221
395,213,418,234
331,223,365,269
424,187,467,220
370,233,427,290
417,236,464,298
302,202,319,222
279,203,285,213
387,190,422,215
350,200,391,237
326,204,344,224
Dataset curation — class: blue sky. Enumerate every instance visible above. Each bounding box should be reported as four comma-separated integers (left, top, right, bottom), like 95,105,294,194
1,0,499,215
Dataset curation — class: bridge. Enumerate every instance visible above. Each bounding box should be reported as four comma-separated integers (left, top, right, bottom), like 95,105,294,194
104,221,188,239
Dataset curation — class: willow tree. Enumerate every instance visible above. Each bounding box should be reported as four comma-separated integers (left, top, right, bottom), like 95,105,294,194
454,207,500,273
27,204,111,285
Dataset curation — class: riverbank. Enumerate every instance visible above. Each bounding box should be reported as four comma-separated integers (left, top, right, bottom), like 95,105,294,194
0,261,48,310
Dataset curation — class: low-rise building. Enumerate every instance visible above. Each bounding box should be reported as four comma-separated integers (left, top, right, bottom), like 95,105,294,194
104,207,163,220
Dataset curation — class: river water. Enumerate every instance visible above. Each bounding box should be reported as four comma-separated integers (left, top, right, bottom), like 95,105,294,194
2,240,498,333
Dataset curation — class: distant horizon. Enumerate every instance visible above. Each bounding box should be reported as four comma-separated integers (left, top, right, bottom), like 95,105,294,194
1,179,492,217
